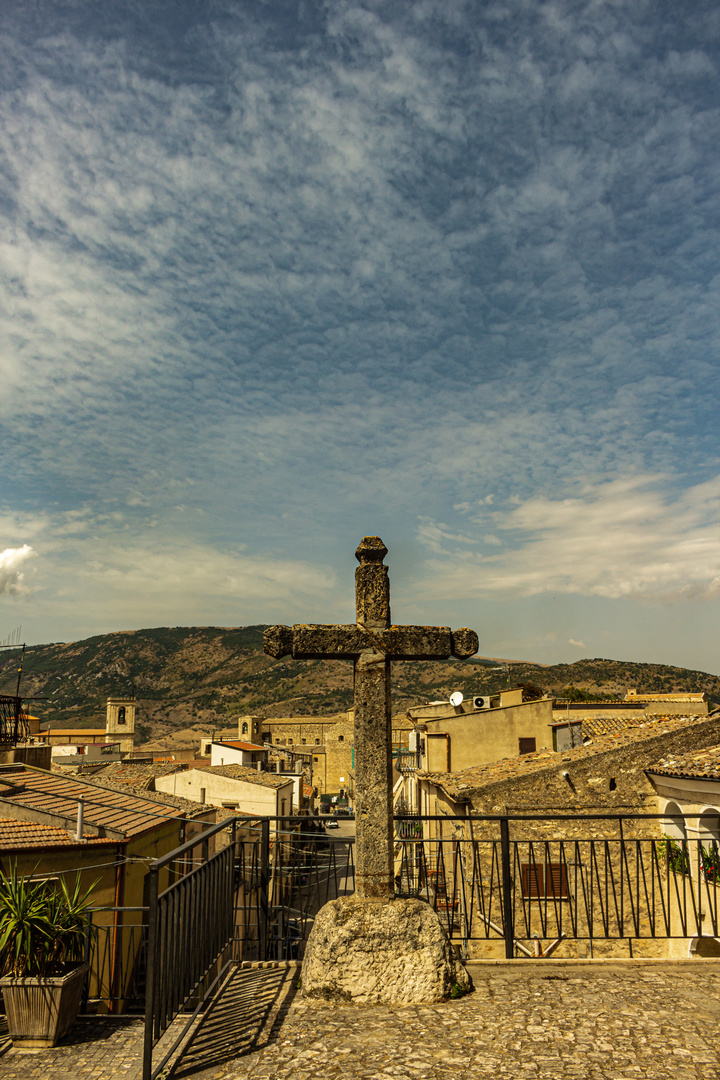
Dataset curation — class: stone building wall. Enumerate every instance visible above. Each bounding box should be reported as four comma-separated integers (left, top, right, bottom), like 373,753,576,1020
411,715,720,960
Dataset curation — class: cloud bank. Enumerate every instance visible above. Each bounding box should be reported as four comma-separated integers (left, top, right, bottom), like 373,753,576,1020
0,546,35,596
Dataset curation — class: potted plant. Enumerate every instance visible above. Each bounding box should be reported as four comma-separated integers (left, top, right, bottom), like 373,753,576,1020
0,864,96,1047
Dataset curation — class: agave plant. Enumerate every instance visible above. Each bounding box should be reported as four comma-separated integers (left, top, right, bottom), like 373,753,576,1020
0,864,97,977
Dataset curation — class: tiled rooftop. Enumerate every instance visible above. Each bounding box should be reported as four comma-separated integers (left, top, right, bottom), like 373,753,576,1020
215,740,266,751
86,761,187,789
582,715,662,738
0,766,195,838
648,744,720,781
422,715,709,800
626,691,709,701
193,763,294,788
0,817,111,849
86,774,212,814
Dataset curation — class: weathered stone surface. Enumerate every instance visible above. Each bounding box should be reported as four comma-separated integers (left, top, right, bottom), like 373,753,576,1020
263,623,293,659
301,897,472,1004
353,651,393,898
451,626,480,659
355,536,390,626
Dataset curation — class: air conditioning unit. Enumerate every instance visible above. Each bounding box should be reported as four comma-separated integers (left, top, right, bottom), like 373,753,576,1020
473,696,491,710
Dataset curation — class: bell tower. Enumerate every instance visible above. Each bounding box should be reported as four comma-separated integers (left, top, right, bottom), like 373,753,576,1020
106,693,136,754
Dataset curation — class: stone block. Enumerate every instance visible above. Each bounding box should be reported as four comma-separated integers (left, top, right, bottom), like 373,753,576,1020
301,896,472,1004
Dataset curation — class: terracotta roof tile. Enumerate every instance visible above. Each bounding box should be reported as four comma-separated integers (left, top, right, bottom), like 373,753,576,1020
86,762,186,790
649,744,720,781
0,767,192,838
582,716,660,738
0,818,111,849
193,764,293,788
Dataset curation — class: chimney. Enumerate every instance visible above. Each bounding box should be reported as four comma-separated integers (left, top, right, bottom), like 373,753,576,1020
76,798,84,841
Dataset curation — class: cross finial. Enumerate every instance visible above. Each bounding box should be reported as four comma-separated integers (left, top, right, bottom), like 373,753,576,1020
355,535,390,628
355,536,388,564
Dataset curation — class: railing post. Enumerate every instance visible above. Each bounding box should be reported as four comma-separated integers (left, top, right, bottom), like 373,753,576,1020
500,816,514,959
143,864,160,1080
259,818,270,961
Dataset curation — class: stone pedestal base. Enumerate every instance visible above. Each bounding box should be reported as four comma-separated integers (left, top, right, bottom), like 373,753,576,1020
301,897,472,1004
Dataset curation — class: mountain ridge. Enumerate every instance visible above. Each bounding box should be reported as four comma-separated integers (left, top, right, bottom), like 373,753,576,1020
2,626,717,746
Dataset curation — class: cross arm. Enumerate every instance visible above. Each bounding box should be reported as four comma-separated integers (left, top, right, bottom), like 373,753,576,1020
384,626,479,660
264,624,367,660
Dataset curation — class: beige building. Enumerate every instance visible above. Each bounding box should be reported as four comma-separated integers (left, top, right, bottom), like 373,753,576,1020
411,688,555,774
0,764,213,1008
155,763,295,819
646,745,720,843
552,690,713,722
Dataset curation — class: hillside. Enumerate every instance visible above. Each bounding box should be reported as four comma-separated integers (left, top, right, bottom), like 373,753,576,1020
1,626,718,746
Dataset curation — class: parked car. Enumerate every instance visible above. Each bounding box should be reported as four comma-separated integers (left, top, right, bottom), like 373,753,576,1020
326,819,340,829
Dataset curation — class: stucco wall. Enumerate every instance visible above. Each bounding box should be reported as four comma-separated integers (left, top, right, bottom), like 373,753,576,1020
420,698,555,771
155,769,293,816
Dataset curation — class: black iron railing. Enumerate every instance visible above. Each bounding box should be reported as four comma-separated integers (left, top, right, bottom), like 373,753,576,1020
84,907,148,1013
142,812,719,1078
393,813,720,958
143,818,239,1080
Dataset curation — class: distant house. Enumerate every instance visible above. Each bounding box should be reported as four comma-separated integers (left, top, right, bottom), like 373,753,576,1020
552,690,714,722
209,740,268,768
154,763,295,820
409,687,555,774
646,746,720,843
38,695,138,756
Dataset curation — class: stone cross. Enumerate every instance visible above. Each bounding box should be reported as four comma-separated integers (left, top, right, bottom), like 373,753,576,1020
264,536,478,899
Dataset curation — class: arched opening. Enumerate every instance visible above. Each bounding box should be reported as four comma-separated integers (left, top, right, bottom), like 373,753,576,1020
241,722,249,735
663,801,686,839
117,706,126,726
699,808,720,842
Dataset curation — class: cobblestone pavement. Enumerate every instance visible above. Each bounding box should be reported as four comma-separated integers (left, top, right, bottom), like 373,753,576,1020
1,960,719,1080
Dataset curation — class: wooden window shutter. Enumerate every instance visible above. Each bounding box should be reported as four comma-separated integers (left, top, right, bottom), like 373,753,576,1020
522,862,544,897
548,862,568,897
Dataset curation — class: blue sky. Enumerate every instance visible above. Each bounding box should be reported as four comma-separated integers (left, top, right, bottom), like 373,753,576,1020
1,0,719,673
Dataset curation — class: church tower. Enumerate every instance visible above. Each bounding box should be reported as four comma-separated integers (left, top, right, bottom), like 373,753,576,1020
106,694,136,754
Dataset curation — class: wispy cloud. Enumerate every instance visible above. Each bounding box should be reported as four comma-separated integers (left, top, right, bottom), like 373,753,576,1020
418,475,720,602
0,2,718,667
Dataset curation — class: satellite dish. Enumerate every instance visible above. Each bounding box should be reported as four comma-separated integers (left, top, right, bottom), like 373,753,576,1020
449,691,464,708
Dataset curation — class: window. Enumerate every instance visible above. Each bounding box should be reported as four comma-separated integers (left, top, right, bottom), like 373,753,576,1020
302,738,307,744
313,757,319,763
288,738,293,744
200,788,206,804
117,706,126,726
518,737,536,755
338,735,344,742
315,738,320,745
241,722,248,735
521,862,568,899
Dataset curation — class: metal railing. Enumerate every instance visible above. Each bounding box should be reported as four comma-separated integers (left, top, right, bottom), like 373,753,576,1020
140,811,719,1078
143,818,239,1080
84,907,148,1013
394,813,720,958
